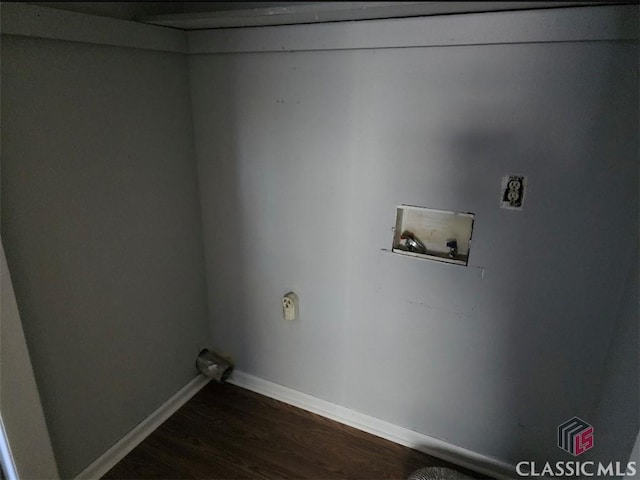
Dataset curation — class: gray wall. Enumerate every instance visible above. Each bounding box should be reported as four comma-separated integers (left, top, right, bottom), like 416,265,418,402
594,245,639,466
1,36,209,477
189,33,638,467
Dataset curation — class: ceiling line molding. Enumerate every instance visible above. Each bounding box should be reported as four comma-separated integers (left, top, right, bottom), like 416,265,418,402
1,3,636,55
140,2,623,30
0,3,188,54
187,4,639,54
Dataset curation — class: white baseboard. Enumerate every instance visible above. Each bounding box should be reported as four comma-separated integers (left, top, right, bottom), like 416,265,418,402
75,375,211,480
74,370,515,479
229,370,516,480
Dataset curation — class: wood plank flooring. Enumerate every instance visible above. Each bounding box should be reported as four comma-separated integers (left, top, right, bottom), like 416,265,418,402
104,381,490,479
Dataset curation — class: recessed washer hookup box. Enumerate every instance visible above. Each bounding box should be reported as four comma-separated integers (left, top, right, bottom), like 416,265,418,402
392,205,474,266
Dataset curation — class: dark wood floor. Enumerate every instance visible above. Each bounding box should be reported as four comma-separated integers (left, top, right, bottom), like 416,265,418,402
104,381,490,479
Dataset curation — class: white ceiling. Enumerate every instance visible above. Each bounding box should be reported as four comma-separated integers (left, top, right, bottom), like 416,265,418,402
29,1,628,29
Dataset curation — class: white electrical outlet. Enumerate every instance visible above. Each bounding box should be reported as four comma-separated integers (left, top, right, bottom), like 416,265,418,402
282,292,298,321
500,175,526,210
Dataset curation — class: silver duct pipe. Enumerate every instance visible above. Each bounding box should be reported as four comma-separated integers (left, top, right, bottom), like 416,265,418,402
196,349,233,383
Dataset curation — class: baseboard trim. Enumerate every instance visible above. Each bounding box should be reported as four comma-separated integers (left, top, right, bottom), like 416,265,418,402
75,375,211,480
229,370,516,480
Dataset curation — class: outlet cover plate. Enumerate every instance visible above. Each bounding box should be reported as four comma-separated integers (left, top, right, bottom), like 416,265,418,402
500,174,526,210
